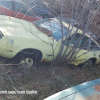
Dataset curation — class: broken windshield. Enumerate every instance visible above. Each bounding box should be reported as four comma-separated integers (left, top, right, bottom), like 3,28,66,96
34,18,68,41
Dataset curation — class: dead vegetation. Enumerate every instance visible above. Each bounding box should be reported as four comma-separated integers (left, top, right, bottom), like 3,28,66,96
0,61,100,100
0,0,100,100
90,11,100,39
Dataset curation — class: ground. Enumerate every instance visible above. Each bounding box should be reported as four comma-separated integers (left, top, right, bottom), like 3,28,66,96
0,60,100,100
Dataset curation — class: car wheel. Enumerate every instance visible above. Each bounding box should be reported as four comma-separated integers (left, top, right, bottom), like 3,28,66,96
77,59,93,68
13,50,42,68
18,54,35,68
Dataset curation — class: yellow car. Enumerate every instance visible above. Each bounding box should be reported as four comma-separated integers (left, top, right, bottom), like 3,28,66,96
0,15,100,68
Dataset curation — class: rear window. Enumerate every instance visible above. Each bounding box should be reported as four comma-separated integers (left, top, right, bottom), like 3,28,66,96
14,1,35,17
0,0,12,10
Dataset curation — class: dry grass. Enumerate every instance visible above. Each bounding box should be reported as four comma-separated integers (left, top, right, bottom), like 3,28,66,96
0,60,100,100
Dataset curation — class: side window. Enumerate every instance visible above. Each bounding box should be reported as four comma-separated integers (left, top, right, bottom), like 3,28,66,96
27,10,35,17
71,33,81,46
0,1,12,10
14,2,27,14
65,36,71,46
14,2,35,17
65,33,89,49
80,36,89,48
65,33,81,47
90,40,98,50
0,1,4,6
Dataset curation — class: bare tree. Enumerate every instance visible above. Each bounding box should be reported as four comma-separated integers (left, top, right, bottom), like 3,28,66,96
48,0,100,67
20,0,100,68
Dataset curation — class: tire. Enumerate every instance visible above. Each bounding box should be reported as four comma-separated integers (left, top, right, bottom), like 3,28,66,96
12,49,42,68
77,59,93,68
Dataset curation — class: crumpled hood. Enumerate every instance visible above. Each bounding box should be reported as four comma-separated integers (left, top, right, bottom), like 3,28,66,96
34,18,68,41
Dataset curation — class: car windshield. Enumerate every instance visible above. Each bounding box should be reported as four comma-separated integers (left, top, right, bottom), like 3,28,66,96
34,18,68,41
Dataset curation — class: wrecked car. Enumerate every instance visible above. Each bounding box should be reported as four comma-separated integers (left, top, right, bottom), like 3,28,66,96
0,0,42,22
29,1,54,18
0,15,100,68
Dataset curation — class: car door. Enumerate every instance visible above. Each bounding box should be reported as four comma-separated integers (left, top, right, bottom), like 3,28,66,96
12,1,38,21
0,0,13,16
64,33,90,63
89,39,100,63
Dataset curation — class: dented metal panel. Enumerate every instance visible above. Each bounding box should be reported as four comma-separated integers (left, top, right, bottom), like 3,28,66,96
34,18,68,41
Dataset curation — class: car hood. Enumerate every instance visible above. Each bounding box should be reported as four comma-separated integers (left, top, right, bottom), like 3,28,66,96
34,18,69,41
34,18,83,41
0,15,48,38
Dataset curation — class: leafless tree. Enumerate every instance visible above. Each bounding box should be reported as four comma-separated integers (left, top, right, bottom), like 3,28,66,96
21,0,100,68
48,0,100,67
0,0,100,100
